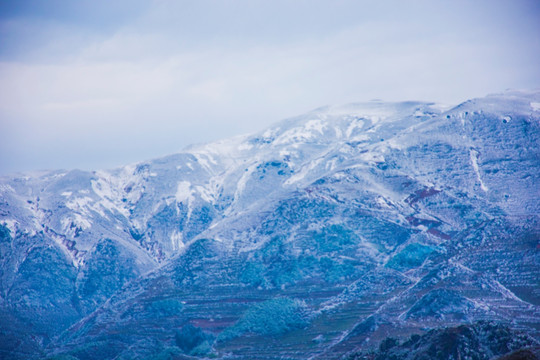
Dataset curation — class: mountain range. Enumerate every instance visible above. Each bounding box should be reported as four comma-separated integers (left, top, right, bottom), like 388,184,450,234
0,90,539,359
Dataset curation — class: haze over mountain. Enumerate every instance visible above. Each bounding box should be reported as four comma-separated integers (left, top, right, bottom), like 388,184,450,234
0,90,539,359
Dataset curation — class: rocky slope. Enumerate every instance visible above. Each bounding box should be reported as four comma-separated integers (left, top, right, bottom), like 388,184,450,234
0,91,539,359
347,321,539,360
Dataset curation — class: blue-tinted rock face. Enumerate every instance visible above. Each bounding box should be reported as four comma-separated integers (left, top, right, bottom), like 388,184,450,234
348,321,538,360
0,91,539,359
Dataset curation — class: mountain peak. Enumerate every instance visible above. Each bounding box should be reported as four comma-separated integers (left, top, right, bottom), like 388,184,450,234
1,91,539,359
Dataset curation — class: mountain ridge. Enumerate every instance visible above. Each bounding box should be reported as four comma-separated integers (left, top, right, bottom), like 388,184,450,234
0,90,539,359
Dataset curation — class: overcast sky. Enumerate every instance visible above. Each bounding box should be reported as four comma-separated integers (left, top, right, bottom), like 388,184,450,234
1,0,539,175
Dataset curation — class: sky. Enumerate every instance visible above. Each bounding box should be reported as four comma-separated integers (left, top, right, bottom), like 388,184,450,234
1,0,539,175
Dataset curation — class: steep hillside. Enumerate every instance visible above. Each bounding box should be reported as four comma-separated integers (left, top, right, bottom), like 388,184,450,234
0,91,539,359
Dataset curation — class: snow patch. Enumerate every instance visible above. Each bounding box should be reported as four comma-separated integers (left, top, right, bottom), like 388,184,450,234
304,119,326,134
176,181,197,219
1,219,18,235
61,191,72,197
234,165,255,198
61,214,92,233
195,185,216,204
469,149,489,192
385,137,403,150
175,181,193,203
345,119,365,138
66,197,94,213
274,121,326,145
326,158,338,171
345,119,364,138
170,230,185,251
370,115,382,124
349,134,369,143
73,214,92,229
192,153,217,173
194,154,212,172
531,102,540,111
91,168,145,218
375,197,392,209
285,157,324,185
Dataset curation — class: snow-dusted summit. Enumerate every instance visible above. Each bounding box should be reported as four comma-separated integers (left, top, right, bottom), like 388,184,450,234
0,91,539,359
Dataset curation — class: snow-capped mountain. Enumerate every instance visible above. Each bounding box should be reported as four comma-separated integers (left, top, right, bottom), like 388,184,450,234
0,91,539,359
